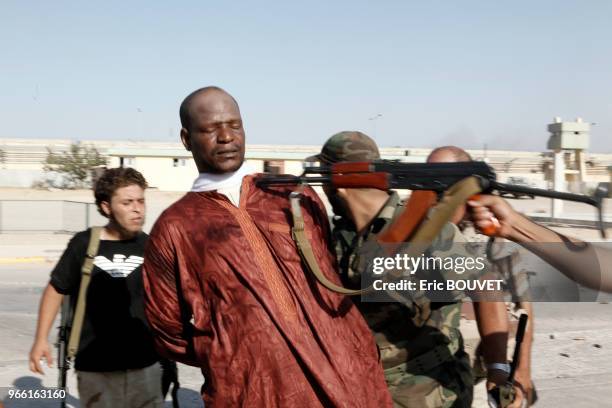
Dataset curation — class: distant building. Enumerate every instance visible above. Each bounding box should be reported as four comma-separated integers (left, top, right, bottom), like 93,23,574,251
1,138,611,191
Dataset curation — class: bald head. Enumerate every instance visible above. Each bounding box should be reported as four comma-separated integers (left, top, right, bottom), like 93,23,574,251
179,86,239,131
426,146,472,163
426,146,472,225
179,86,245,174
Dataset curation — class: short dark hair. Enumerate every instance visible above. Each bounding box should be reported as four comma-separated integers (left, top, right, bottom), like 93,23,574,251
179,86,237,131
94,167,148,217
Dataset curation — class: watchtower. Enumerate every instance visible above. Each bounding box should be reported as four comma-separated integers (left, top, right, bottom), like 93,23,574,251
547,117,591,216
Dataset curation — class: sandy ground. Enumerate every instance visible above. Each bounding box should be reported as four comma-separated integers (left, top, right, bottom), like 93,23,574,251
0,261,204,408
1,188,612,407
1,260,611,407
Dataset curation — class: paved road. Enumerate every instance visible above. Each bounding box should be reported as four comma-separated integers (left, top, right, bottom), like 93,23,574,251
0,263,204,408
2,264,612,407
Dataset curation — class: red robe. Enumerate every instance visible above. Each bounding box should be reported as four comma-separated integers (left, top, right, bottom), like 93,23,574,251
143,175,392,407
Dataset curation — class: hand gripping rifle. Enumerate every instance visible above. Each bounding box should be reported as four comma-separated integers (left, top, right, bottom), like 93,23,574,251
256,160,607,238
488,313,529,408
257,161,606,298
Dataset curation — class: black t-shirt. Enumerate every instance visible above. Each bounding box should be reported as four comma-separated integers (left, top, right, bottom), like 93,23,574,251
50,229,159,372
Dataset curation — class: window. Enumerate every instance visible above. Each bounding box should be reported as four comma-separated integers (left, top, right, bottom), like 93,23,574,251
263,160,284,174
119,157,135,167
172,158,187,167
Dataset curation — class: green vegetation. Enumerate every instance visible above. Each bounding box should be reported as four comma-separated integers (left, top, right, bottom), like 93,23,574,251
43,143,107,188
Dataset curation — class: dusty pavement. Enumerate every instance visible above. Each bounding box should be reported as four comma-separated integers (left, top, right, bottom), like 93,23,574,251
468,301,612,408
0,262,204,408
1,188,612,407
2,248,612,407
2,264,612,408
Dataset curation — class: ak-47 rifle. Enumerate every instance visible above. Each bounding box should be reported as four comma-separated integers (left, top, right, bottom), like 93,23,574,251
488,313,529,408
256,160,607,238
57,296,72,408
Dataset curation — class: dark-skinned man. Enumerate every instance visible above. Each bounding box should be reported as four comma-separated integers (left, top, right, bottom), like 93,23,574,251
142,87,392,407
310,131,512,408
427,146,535,407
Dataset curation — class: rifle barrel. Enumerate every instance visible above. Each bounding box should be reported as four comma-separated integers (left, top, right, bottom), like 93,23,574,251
491,181,599,207
256,175,331,186
257,160,606,236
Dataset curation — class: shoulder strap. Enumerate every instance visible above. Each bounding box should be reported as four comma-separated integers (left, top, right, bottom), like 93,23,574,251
290,191,363,295
67,226,102,359
291,177,483,296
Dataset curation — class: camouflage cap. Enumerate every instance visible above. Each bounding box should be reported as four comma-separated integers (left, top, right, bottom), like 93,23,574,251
307,131,380,164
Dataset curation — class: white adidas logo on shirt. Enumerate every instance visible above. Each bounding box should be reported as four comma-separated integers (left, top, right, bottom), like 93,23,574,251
94,254,144,278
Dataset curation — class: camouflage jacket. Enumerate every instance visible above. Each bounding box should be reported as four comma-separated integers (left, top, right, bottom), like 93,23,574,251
332,192,475,370
460,225,532,303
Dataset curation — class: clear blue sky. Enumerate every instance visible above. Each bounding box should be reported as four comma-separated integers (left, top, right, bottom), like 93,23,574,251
2,1,611,152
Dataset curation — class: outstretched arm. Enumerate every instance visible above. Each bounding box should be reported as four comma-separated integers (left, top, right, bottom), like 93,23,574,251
468,195,612,293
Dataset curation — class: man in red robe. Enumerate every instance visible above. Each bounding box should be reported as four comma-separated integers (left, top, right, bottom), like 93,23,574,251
142,86,392,407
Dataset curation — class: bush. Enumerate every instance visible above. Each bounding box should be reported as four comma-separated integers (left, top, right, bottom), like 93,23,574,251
43,143,108,189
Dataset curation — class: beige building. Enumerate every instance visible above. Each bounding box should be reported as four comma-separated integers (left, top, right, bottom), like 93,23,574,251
105,146,316,191
1,138,611,192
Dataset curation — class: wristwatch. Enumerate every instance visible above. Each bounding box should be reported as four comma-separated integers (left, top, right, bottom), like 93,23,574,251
487,362,511,374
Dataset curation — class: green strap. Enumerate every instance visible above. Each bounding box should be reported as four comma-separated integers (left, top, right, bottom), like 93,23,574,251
290,192,363,295
290,177,483,296
67,227,102,360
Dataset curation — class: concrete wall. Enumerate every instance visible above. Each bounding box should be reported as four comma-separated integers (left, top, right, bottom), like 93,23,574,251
106,157,304,192
0,169,45,188
284,160,304,175
109,156,197,191
0,169,70,188
246,159,264,172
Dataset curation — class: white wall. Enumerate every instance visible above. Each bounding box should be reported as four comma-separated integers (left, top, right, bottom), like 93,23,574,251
110,156,197,191
284,160,304,175
109,157,286,191
246,159,264,172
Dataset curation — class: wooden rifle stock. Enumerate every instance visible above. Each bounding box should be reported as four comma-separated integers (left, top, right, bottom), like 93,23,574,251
331,173,390,190
330,162,372,173
378,191,437,244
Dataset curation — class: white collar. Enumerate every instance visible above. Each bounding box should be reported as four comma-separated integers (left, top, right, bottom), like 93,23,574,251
191,162,255,192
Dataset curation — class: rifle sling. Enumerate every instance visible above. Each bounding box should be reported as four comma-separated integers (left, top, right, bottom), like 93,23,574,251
67,226,102,360
290,177,483,296
290,191,363,295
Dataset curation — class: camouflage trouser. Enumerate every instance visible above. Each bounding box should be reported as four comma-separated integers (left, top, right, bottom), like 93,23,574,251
384,351,474,408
